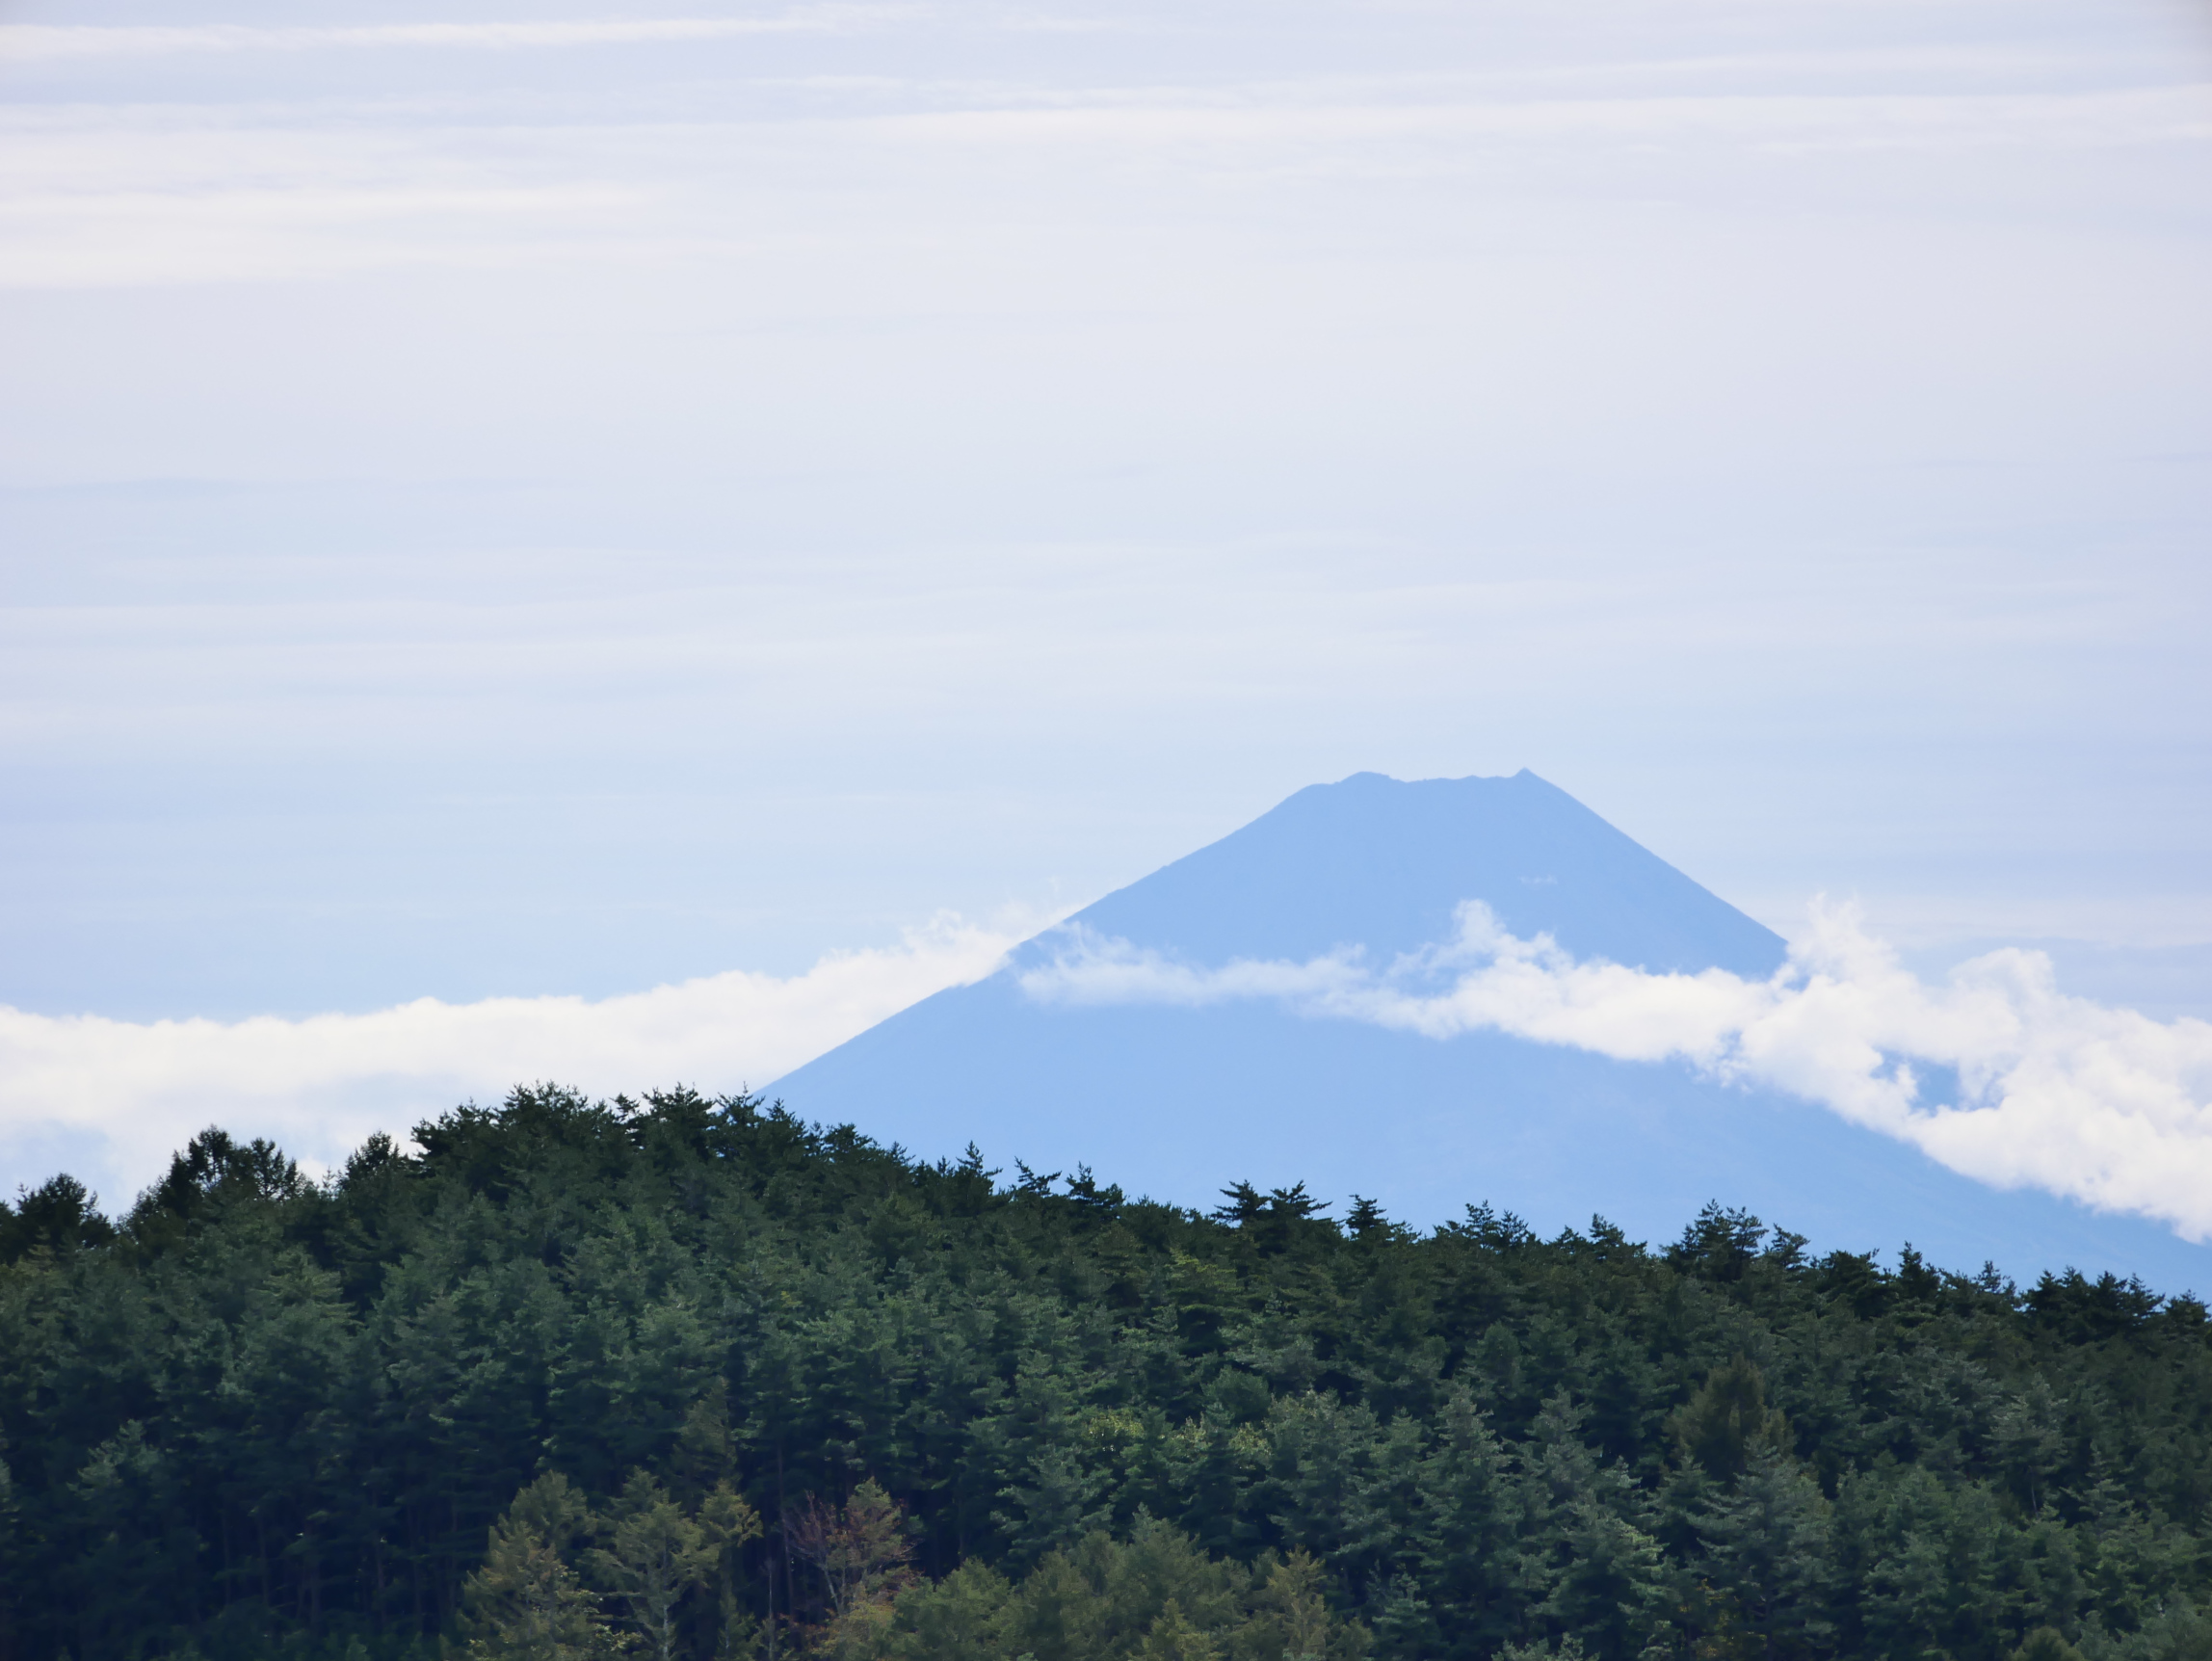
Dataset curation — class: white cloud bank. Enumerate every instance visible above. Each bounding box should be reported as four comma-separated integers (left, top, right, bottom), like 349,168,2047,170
1019,903,2212,1240
10,901,2211,1240
0,915,1017,1202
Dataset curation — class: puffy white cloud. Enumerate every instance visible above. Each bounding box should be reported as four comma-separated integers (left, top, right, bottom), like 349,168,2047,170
1018,903,2212,1239
0,914,1017,1202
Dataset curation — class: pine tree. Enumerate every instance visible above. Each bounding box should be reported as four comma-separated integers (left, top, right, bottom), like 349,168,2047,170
1689,1445,1834,1660
671,1388,767,1659
1519,1394,1667,1661
461,1477,615,1661
2013,1628,2085,1661
1670,1359,1790,1485
1138,1598,1222,1661
1243,1550,1367,1661
589,1472,724,1661
0,1443,17,1661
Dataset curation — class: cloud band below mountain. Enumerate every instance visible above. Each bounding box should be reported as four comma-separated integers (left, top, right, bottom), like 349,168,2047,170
1017,902,2212,1241
10,901,2210,1244
0,916,1019,1206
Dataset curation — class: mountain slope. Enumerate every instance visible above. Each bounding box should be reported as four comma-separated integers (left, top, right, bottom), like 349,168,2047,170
773,772,2210,1290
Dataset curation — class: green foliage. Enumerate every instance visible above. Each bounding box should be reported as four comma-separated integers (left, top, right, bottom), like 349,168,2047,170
789,1478,915,1657
461,1463,765,1661
2017,1628,2089,1661
1672,1356,1791,1483
460,1475,614,1661
879,1514,1366,1661
5,1085,2212,1661
0,1172,118,1261
589,1472,726,1661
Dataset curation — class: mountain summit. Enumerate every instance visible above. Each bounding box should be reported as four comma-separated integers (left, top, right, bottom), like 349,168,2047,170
775,772,2207,1289
1043,769,1785,977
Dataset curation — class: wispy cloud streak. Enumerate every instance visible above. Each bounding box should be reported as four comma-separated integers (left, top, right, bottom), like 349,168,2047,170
1019,904,2212,1238
0,13,907,63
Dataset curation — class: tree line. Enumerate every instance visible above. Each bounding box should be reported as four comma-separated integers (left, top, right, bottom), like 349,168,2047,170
4,1086,2212,1661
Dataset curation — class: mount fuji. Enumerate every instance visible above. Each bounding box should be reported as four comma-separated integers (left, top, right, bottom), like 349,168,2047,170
772,771,2210,1290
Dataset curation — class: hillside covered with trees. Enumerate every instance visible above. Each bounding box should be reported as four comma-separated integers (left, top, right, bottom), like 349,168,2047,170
6,1087,2212,1661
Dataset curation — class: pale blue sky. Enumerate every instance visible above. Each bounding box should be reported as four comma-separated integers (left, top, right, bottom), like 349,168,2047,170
1,0,2208,1041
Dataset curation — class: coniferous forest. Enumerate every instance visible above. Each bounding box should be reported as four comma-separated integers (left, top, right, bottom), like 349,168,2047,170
7,1089,2212,1661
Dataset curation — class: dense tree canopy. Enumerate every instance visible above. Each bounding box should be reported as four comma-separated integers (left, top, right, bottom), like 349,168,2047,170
4,1086,2212,1661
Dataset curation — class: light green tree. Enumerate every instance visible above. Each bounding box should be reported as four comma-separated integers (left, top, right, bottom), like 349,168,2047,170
671,1388,768,1660
461,1474,617,1661
591,1470,761,1661
1139,1598,1223,1661
1236,1550,1367,1661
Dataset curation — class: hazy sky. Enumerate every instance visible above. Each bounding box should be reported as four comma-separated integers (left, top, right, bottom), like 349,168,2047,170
1,0,2207,1084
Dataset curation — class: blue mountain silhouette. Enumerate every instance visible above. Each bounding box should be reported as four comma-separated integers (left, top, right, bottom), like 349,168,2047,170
773,771,2209,1291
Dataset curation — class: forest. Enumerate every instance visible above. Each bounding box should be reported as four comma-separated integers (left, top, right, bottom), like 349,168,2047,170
5,1085,2212,1661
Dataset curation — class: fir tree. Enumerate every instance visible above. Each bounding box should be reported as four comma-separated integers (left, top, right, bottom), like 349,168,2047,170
461,1476,615,1661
